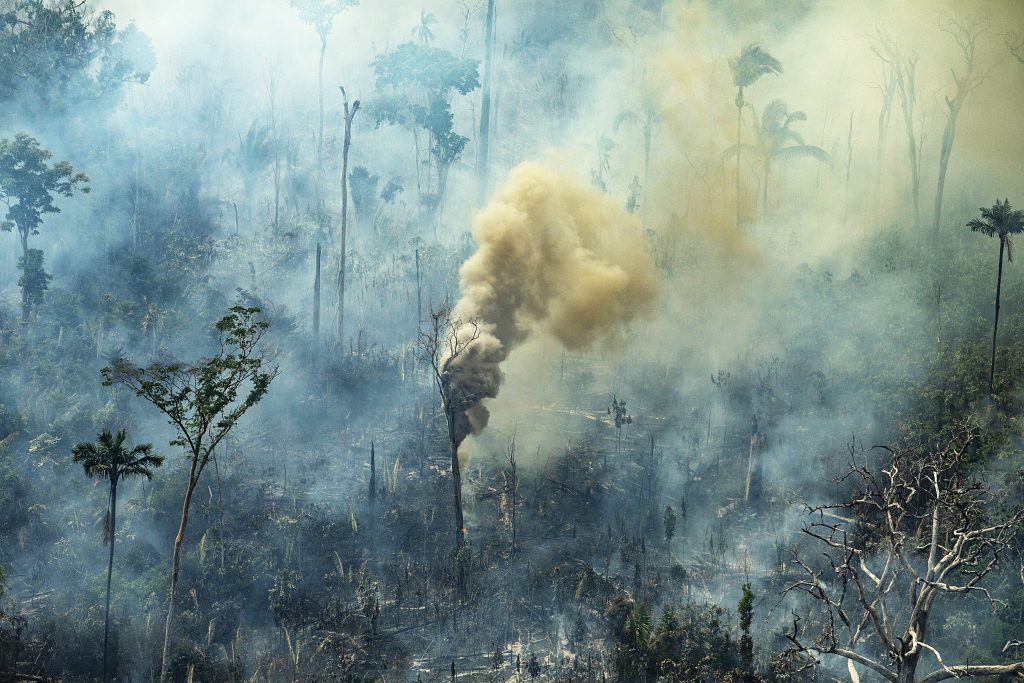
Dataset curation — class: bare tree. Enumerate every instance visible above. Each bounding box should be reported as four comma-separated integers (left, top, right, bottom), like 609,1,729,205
476,0,495,205
872,31,921,227
932,16,997,234
872,67,896,217
783,422,1024,683
336,86,360,348
503,431,518,553
418,299,483,547
1006,31,1024,64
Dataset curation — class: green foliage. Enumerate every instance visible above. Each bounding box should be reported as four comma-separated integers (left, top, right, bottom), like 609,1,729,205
17,248,51,316
289,0,357,40
71,428,163,485
101,306,278,462
349,165,379,222
0,0,150,117
729,44,781,107
371,43,479,100
968,198,1024,243
0,133,89,245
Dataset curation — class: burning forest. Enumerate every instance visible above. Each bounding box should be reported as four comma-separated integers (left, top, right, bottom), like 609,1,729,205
1,0,1024,681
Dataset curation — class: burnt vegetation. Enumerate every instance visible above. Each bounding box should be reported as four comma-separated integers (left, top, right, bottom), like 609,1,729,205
0,1,1023,682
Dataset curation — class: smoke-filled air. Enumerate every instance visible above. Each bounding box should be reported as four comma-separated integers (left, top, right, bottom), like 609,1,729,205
448,163,657,447
2,0,1024,682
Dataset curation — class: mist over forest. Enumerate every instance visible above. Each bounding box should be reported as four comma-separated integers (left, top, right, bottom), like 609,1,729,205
1,0,1023,681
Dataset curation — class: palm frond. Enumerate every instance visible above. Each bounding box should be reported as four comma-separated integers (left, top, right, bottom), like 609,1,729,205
772,144,831,165
967,218,996,236
730,44,783,88
761,99,788,131
784,111,807,127
721,144,759,160
613,111,640,134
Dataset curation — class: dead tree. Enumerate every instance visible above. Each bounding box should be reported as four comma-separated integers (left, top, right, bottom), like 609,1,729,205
932,16,996,234
504,431,518,553
419,300,483,547
872,31,921,227
873,66,896,217
336,86,360,349
783,421,1024,682
1008,32,1024,64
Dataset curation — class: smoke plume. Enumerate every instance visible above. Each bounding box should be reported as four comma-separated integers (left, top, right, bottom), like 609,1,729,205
444,162,659,447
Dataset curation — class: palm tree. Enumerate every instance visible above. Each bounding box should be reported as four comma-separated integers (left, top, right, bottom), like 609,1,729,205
968,199,1024,395
743,100,830,219
729,44,781,228
413,9,438,46
614,95,677,228
73,429,163,683
232,122,272,231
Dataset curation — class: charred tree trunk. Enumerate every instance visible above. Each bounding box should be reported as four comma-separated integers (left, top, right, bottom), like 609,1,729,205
102,479,118,683
313,243,321,342
743,415,763,503
369,440,376,509
990,237,1005,396
337,88,360,349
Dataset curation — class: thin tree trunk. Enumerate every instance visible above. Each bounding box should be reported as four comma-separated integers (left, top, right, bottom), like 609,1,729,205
337,88,359,348
313,242,321,342
990,238,1005,395
159,457,201,683
452,437,465,546
317,35,327,183
476,0,495,205
735,95,743,230
19,230,28,324
642,123,651,229
762,159,770,221
102,480,117,683
415,247,422,329
932,103,960,234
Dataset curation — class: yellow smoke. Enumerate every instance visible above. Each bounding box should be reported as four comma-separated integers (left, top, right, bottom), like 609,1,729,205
446,162,659,444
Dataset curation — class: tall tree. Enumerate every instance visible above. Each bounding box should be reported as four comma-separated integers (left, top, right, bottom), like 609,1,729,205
101,306,278,683
232,121,272,231
0,133,89,322
419,300,483,547
72,429,163,683
476,0,495,204
336,87,360,348
726,99,830,220
872,32,920,226
932,17,993,234
967,199,1024,395
290,0,357,186
728,44,781,229
412,8,438,46
370,43,479,217
614,94,673,228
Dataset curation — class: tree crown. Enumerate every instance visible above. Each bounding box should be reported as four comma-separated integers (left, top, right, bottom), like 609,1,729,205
0,132,89,239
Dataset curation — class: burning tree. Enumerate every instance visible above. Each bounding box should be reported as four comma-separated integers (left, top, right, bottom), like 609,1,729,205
783,421,1024,682
419,299,484,547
